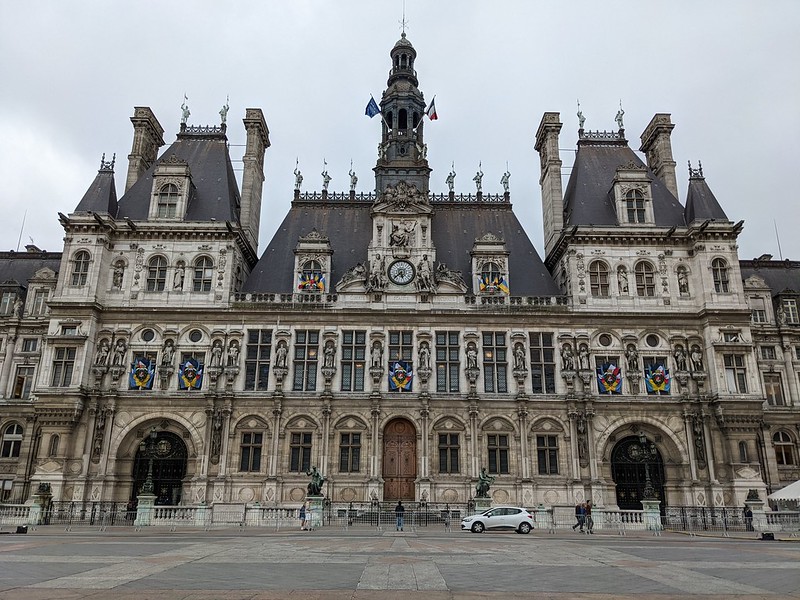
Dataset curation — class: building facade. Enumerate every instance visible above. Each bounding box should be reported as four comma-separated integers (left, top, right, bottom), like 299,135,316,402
1,34,798,510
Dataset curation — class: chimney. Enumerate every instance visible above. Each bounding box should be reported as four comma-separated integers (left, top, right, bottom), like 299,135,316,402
535,112,564,260
640,114,678,200
240,108,271,253
125,107,165,193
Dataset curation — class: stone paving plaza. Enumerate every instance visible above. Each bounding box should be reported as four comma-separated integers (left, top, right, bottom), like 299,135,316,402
0,526,797,599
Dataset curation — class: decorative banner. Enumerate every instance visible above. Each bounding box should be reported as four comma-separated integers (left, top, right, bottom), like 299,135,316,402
178,357,203,390
478,274,510,295
298,272,325,291
596,363,622,394
645,365,671,394
129,357,154,390
389,361,413,392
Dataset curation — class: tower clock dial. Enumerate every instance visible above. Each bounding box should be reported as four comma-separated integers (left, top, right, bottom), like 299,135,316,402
388,260,415,285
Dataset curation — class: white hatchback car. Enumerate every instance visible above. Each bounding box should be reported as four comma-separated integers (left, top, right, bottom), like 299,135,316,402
461,506,534,534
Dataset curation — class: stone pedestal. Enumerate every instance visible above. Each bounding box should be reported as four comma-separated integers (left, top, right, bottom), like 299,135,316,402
473,497,491,513
745,499,768,533
306,496,324,529
134,493,157,527
194,502,209,527
641,499,662,533
28,489,52,525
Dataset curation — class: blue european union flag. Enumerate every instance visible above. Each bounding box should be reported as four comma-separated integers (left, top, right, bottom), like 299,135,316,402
365,96,381,118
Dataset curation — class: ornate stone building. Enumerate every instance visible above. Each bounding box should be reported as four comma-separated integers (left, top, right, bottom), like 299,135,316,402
1,33,798,510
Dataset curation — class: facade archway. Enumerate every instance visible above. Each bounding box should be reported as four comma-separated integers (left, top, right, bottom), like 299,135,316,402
130,430,188,505
382,418,416,500
611,436,666,510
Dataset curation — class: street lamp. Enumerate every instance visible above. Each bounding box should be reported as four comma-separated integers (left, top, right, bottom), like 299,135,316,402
139,427,158,495
637,432,658,501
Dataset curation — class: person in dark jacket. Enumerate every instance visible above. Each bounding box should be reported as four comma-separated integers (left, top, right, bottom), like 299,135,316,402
572,502,586,532
395,501,405,531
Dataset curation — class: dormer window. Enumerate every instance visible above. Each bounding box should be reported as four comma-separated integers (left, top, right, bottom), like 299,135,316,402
193,256,214,292
711,258,730,293
479,262,508,295
782,299,799,323
298,260,325,292
157,184,179,218
634,261,656,297
71,250,91,286
625,190,646,223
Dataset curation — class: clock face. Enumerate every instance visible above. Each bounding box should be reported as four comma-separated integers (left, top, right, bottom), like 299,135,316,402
388,260,415,285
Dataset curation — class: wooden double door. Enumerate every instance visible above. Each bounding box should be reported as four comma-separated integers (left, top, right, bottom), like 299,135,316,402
382,418,416,500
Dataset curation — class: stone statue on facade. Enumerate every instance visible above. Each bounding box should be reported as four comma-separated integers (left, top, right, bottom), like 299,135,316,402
294,164,303,190
275,341,288,369
561,343,575,371
306,466,326,496
180,96,190,124
626,345,639,372
690,345,704,372
94,339,110,365
615,103,625,129
348,168,358,192
500,170,511,193
219,96,229,125
173,262,185,290
416,254,434,292
210,340,223,367
112,262,124,289
475,468,495,498
323,340,336,369
578,344,590,370
418,342,431,371
473,164,483,193
677,268,689,295
466,343,478,370
111,338,127,366
674,345,687,371
370,341,383,368
513,343,526,371
577,100,585,129
368,254,385,291
227,340,240,367
321,166,331,191
617,267,629,294
389,222,415,248
161,340,175,366
445,165,456,192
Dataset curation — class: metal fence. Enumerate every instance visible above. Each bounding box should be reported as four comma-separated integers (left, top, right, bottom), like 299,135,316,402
44,501,136,529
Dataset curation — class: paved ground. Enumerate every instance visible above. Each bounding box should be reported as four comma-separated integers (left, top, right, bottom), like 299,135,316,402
0,526,797,599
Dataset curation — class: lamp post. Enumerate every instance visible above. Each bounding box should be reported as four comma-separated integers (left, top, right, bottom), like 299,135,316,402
139,427,158,495
637,432,658,501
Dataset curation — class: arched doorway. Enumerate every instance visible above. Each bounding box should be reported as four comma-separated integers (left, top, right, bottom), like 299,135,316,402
383,418,416,500
130,431,188,505
611,436,666,510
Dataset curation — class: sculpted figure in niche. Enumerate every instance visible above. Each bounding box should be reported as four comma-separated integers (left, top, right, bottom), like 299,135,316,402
94,339,110,365
466,343,478,370
677,268,689,295
12,298,22,318
625,345,639,372
578,344,590,370
275,341,288,369
674,345,687,371
690,345,704,372
561,343,575,371
323,341,336,369
417,254,434,291
111,339,127,366
617,267,629,295
173,262,185,290
418,342,430,371
162,340,175,366
112,262,124,289
514,343,526,370
370,341,383,368
389,222,415,248
210,340,223,367
368,254,385,291
227,340,240,367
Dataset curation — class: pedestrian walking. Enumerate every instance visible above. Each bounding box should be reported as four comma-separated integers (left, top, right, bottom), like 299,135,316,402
299,502,308,530
572,502,585,532
585,500,594,534
395,500,405,531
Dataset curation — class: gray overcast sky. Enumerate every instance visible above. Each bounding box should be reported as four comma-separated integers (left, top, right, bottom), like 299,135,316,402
1,1,798,263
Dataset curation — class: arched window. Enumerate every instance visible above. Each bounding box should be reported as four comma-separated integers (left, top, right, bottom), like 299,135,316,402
479,262,506,294
157,184,179,218
193,256,214,292
589,261,610,297
774,431,796,466
634,261,656,297
146,256,168,291
712,258,730,293
48,434,60,458
298,260,324,292
625,189,646,223
399,109,408,130
71,250,90,286
1,423,23,458
738,440,749,463
386,112,393,129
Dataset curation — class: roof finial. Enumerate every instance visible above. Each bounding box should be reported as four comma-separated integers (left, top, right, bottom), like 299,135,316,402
399,0,408,36
99,153,115,172
688,160,704,179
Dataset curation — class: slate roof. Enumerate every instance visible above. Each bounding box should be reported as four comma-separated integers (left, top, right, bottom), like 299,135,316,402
684,174,729,223
740,259,800,297
116,131,240,223
243,199,560,296
563,140,686,228
74,167,118,214
0,251,61,291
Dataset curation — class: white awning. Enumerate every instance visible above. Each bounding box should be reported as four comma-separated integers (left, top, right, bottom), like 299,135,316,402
767,479,800,501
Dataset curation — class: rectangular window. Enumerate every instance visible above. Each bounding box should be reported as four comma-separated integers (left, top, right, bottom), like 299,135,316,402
289,432,312,472
51,347,76,387
341,331,366,392
0,293,14,315
292,330,319,391
482,332,507,393
239,432,263,472
21,338,38,353
529,332,556,394
339,432,361,473
12,366,35,399
61,325,77,336
760,346,777,360
537,435,559,475
487,433,509,474
388,330,413,363
783,299,799,324
643,355,669,395
435,331,460,393
752,309,767,324
764,373,785,406
244,329,272,391
31,289,48,316
438,433,460,473
724,354,748,393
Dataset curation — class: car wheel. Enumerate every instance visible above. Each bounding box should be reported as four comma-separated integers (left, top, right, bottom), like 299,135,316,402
518,522,532,534
471,522,485,533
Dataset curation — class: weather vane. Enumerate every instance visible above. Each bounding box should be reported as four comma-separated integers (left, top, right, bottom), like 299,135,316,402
399,0,409,35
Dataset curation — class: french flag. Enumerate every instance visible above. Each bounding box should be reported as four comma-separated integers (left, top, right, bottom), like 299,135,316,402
425,97,438,121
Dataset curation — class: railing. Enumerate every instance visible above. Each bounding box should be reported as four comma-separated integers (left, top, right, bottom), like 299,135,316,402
44,501,136,528
664,506,750,536
233,292,339,305
765,511,800,535
0,504,32,527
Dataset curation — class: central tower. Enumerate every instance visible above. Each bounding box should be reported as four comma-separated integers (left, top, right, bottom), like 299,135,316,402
373,33,432,194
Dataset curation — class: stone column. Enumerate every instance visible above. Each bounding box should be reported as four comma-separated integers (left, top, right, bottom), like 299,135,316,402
585,409,598,481
682,410,699,481
517,402,529,480
782,342,799,406
0,335,16,397
701,415,718,483
269,404,282,477
568,411,580,479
